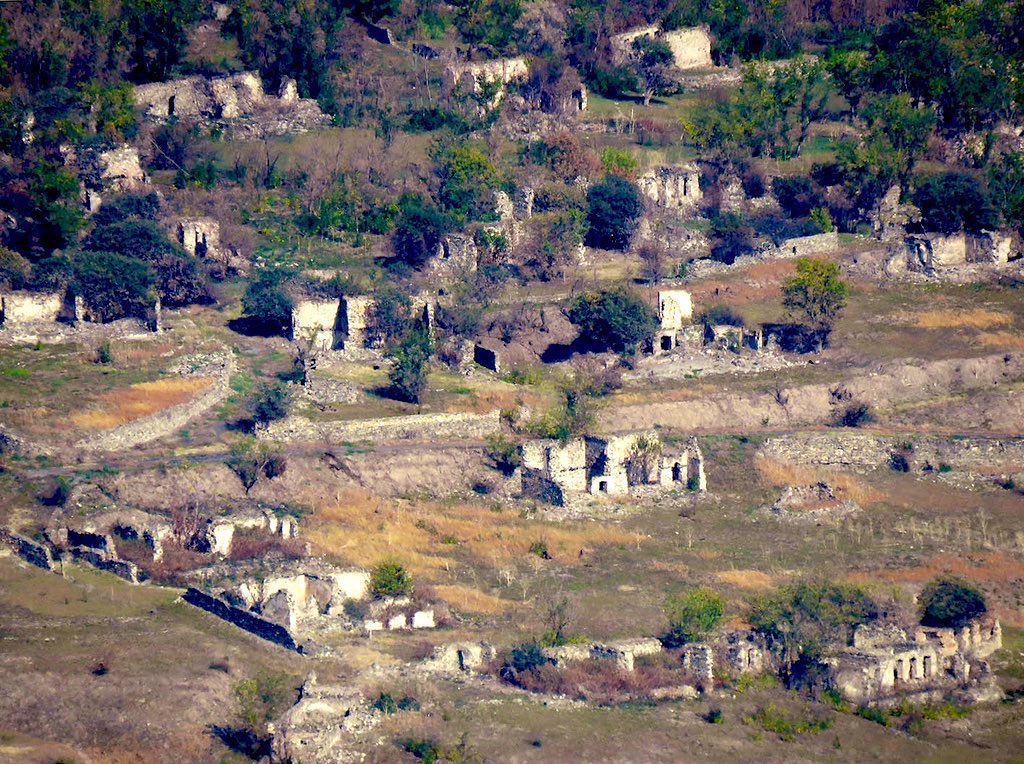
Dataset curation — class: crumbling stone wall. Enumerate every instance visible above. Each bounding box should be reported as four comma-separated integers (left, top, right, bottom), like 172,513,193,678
422,641,497,673
902,231,1014,273
443,57,529,109
261,409,502,444
656,288,693,352
73,352,235,452
269,675,377,764
183,587,301,651
544,638,664,672
177,218,220,259
0,290,64,326
0,528,57,570
767,231,839,259
611,25,713,70
82,144,147,193
639,166,702,210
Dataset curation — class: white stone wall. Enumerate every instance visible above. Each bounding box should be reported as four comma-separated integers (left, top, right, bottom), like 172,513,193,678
771,231,840,259
638,166,702,210
659,289,693,331
0,291,64,324
662,27,713,70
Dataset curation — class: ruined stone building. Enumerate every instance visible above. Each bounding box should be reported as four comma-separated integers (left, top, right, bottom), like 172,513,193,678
656,288,694,352
900,231,1015,273
177,218,220,259
134,72,329,137
520,431,706,505
290,293,434,352
610,25,714,70
826,616,1002,706
638,165,703,211
443,57,530,110
0,288,161,335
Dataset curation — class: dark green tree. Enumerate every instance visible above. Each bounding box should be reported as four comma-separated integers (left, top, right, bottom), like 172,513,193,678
585,176,644,250
369,559,414,598
782,257,848,351
391,195,453,269
366,285,414,349
662,588,725,648
242,268,296,335
912,173,998,234
919,576,987,628
386,325,432,403
454,0,524,55
568,287,656,355
631,37,676,107
72,251,156,322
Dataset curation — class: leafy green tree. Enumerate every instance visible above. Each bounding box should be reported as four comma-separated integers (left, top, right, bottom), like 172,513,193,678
28,161,85,251
585,176,644,250
454,0,524,55
119,0,204,82
72,251,156,322
662,588,725,648
242,268,295,335
436,143,501,222
249,383,292,426
369,559,414,598
826,50,871,120
367,285,414,349
709,212,755,265
912,173,998,234
781,257,848,351
631,37,676,107
392,195,454,269
386,325,432,403
85,220,210,307
568,287,656,355
91,192,161,227
749,581,878,675
988,150,1024,231
919,576,987,628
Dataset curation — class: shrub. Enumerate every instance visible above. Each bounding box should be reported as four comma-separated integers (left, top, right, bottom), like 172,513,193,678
501,642,553,679
748,703,832,740
528,539,551,559
386,326,432,403
366,285,413,349
392,195,453,269
369,559,413,599
486,434,521,476
96,342,114,364
832,403,873,428
889,452,910,472
585,175,644,250
249,383,291,426
241,268,295,334
918,576,987,628
662,588,725,647
704,707,724,724
938,463,953,473
773,176,823,218
856,705,887,726
72,251,156,322
568,287,656,356
91,192,160,226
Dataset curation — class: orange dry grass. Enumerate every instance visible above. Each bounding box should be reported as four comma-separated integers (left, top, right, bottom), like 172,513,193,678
72,377,213,430
978,331,1024,351
718,569,776,590
755,455,884,506
306,490,634,581
432,585,515,615
909,308,1012,330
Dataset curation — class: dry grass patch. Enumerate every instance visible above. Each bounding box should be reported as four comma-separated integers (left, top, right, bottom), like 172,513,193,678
306,490,634,581
755,455,884,506
909,308,1012,330
978,331,1024,351
431,585,515,615
718,569,776,590
71,378,214,430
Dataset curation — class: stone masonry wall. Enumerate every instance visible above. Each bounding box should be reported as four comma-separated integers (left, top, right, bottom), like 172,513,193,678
183,587,301,651
73,353,235,452
261,410,501,444
0,528,57,570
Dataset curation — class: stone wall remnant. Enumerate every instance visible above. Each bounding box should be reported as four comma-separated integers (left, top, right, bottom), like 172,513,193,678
638,165,702,210
261,409,501,444
610,25,713,70
0,528,57,570
521,431,706,505
422,641,497,673
177,218,221,260
183,587,301,651
656,288,693,352
767,231,839,259
443,57,530,110
0,290,65,326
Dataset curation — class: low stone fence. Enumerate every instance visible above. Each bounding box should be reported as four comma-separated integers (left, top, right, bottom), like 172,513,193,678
183,587,301,652
260,409,502,444
74,352,235,452
0,528,57,570
761,432,1024,475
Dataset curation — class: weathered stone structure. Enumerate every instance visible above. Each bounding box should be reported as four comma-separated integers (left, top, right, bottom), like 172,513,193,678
902,231,1014,273
826,616,1002,707
261,409,501,444
82,144,147,193
204,508,298,557
766,231,840,259
544,637,664,672
638,165,702,210
269,674,379,764
0,290,66,327
177,217,220,259
422,641,497,674
290,293,434,352
656,287,693,352
184,587,302,651
134,72,329,137
443,57,530,110
610,25,714,70
520,431,706,505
